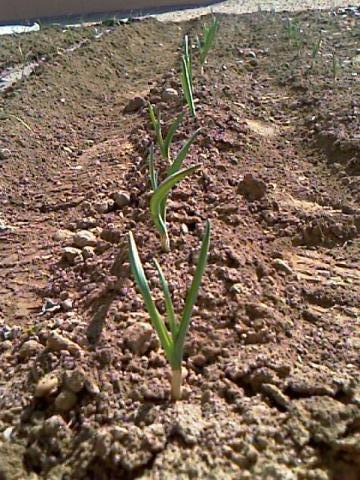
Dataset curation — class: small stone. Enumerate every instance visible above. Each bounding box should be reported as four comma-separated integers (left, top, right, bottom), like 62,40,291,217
245,302,275,320
35,373,59,398
73,230,97,248
272,259,293,275
64,369,86,393
94,199,111,214
42,415,69,436
82,246,95,259
55,390,77,412
100,227,122,244
0,340,12,352
161,87,179,102
123,322,158,355
238,173,267,201
123,96,146,113
0,148,11,160
112,191,131,208
46,332,81,356
61,299,73,312
19,340,44,360
62,247,83,265
53,229,74,242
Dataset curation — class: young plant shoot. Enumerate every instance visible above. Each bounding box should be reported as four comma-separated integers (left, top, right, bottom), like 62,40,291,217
148,125,201,251
148,103,184,162
128,220,211,400
181,35,196,118
150,164,200,251
196,17,220,72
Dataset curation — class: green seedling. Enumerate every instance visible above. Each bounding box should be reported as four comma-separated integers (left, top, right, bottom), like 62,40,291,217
183,35,193,89
309,35,322,71
148,103,184,162
181,35,196,118
311,36,322,60
285,17,303,51
196,17,220,71
150,164,200,251
128,220,211,400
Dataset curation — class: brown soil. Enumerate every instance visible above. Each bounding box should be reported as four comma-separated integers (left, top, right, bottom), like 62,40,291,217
0,8,359,480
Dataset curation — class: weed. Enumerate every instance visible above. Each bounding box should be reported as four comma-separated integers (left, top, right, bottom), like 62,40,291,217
128,221,211,400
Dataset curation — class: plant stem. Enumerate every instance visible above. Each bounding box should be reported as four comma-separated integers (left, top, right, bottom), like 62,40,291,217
171,368,182,401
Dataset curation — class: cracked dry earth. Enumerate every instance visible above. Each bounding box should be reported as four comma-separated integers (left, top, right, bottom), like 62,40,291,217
0,7,359,480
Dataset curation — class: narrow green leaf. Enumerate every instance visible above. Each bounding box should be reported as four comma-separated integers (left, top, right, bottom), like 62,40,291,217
153,259,177,339
148,103,166,158
173,221,211,366
148,144,158,191
167,128,201,178
181,56,196,118
128,232,172,357
163,112,184,160
150,164,200,251
199,18,219,65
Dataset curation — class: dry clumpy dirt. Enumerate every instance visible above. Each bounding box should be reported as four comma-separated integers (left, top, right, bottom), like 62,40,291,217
0,7,359,480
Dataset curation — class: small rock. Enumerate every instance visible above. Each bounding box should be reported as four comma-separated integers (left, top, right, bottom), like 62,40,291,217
62,247,83,265
82,246,95,259
123,322,158,355
64,369,86,393
2,427,14,441
123,96,146,113
19,340,44,360
246,302,276,320
61,299,73,312
0,148,11,160
100,227,122,244
42,415,69,436
112,191,131,208
94,199,111,214
73,230,97,248
53,229,74,242
238,173,267,201
46,332,81,356
272,259,293,275
0,340,12,352
55,390,77,412
35,373,59,398
161,87,179,102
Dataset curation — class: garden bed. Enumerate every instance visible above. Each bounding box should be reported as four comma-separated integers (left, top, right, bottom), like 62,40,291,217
0,7,359,479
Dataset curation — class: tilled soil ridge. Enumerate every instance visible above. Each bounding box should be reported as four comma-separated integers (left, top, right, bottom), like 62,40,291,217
0,7,359,480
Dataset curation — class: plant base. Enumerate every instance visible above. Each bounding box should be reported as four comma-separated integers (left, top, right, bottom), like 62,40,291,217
171,369,182,401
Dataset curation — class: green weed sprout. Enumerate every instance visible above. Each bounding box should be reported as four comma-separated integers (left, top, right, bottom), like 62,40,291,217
196,17,220,71
128,220,211,400
148,103,184,162
181,35,196,118
149,162,200,251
